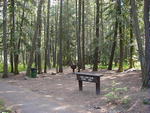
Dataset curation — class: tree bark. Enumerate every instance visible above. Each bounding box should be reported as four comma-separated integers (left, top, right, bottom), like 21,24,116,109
58,0,63,72
118,0,124,72
108,20,118,70
93,0,100,71
77,0,82,72
9,0,15,73
129,9,134,69
44,0,50,73
2,0,8,78
75,0,78,64
53,3,59,68
143,0,150,87
37,10,42,74
82,0,85,70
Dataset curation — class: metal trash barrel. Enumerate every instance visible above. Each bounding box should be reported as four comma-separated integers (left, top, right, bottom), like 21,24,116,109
30,68,37,78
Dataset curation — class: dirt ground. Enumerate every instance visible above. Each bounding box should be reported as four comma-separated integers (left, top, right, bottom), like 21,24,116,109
3,68,150,113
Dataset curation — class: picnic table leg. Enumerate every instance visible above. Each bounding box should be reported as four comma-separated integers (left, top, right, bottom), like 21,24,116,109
78,80,83,91
96,78,100,95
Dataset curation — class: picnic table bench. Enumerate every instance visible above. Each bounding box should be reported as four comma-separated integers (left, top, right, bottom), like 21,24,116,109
75,72,103,95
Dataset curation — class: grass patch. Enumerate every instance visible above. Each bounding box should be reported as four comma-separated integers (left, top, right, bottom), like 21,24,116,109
0,99,12,113
0,99,5,110
85,61,141,70
99,65,108,69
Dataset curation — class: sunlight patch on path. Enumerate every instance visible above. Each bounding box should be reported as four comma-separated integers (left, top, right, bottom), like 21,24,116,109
53,105,70,111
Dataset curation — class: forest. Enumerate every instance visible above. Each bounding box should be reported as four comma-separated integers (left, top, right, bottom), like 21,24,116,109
0,0,150,113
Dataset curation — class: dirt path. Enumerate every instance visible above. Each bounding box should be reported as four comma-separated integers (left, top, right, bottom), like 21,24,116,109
0,80,78,113
0,68,150,113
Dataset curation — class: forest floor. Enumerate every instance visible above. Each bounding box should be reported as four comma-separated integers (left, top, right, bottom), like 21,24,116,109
0,67,150,113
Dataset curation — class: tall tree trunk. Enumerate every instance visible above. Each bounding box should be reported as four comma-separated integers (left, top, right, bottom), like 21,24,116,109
54,3,59,68
47,31,51,69
131,0,145,74
89,27,92,65
37,11,42,74
10,52,14,73
2,0,8,78
143,0,150,87
129,9,134,69
35,53,38,68
118,0,124,72
26,0,43,76
66,0,72,65
77,0,82,72
10,0,16,73
129,28,134,69
50,25,54,67
100,0,104,62
100,0,104,42
9,0,14,73
93,0,100,71
108,21,118,70
58,0,63,72
44,0,50,73
22,50,25,68
75,0,78,64
82,0,85,70
108,0,118,70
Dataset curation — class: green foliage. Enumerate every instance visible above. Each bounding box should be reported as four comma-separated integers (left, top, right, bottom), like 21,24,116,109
113,87,128,92
112,62,141,70
18,64,26,72
86,62,141,70
105,92,119,101
104,81,129,104
0,63,3,73
99,65,108,69
0,63,26,73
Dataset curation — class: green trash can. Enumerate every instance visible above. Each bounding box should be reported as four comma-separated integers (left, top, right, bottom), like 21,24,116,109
30,68,37,78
